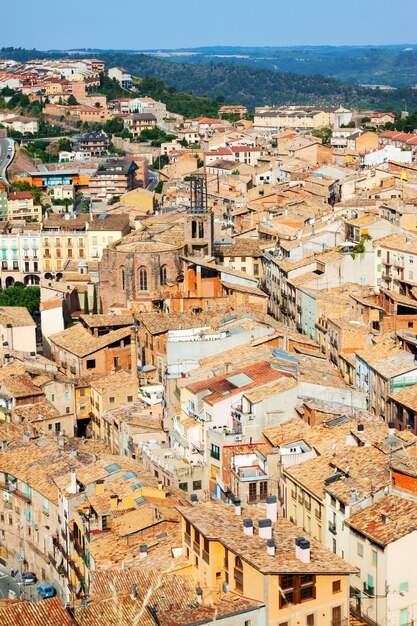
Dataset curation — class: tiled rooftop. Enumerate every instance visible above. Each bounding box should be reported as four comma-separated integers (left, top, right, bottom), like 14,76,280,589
178,501,355,575
0,597,74,626
49,324,132,358
346,494,417,547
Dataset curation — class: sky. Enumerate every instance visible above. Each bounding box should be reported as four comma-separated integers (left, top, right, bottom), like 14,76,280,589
2,0,417,50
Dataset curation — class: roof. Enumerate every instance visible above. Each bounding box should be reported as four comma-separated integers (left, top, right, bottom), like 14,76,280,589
0,597,74,626
80,571,263,626
178,501,354,575
80,314,133,328
243,375,297,404
185,361,285,405
346,494,417,547
213,239,262,258
49,325,132,358
0,306,35,328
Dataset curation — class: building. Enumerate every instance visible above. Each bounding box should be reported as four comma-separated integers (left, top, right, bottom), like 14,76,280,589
108,67,132,89
178,500,354,626
0,306,36,354
346,494,417,626
7,191,41,222
0,228,41,287
124,113,157,138
77,129,109,157
48,322,136,380
88,159,139,201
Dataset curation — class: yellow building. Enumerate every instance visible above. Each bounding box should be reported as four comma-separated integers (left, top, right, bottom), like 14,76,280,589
90,370,138,447
7,192,41,222
178,500,354,626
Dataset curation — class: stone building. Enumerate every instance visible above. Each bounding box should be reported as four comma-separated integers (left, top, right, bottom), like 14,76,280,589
99,227,184,312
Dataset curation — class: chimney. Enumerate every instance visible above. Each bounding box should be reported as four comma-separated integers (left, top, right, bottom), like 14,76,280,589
131,583,138,600
139,544,147,560
357,423,364,432
266,495,277,522
388,421,395,436
158,480,163,490
297,538,311,563
190,493,198,503
267,538,276,556
68,471,77,495
243,518,253,536
225,361,231,373
23,432,30,444
258,519,272,540
196,586,203,605
234,499,242,516
2,440,7,452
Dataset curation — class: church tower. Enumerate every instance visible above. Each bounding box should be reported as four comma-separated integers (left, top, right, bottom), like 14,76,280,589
184,173,213,257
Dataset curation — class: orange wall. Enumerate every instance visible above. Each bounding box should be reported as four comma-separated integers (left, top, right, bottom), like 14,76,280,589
392,470,417,494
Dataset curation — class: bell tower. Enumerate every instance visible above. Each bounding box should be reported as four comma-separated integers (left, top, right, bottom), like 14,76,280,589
184,173,213,257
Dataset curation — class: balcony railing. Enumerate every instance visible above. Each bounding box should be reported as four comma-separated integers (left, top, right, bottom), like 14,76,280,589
363,582,375,597
328,521,337,535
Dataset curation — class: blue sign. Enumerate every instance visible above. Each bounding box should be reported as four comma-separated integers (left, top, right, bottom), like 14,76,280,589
18,556,24,563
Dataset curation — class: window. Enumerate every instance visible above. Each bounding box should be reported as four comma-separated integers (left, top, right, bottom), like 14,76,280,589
193,480,202,490
400,582,408,593
139,267,148,291
114,356,120,368
332,580,341,593
244,621,252,626
357,542,364,557
160,265,167,285
65,391,70,401
356,568,361,578
249,482,257,501
79,389,85,397
254,263,259,276
210,444,220,460
127,395,133,402
179,482,188,492
121,268,125,290
86,359,96,370
371,550,378,566
51,394,55,402
80,403,86,410
234,555,244,592
259,481,267,499
109,397,115,404
307,615,315,626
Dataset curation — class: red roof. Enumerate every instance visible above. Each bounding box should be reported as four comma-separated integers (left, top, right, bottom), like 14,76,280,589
372,112,395,119
8,192,32,200
231,146,262,153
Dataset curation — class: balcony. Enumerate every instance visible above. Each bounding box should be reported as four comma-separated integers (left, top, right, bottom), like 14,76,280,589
315,508,322,521
3,501,12,510
0,482,31,504
328,521,337,535
363,582,375,597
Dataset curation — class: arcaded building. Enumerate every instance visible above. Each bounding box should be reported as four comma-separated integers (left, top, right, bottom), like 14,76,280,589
99,220,184,312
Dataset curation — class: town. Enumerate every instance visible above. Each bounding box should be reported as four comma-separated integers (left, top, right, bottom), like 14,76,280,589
0,51,417,626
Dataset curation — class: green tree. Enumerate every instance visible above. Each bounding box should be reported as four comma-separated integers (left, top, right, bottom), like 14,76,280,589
83,291,89,314
0,284,40,314
67,95,78,106
155,181,164,194
92,285,98,315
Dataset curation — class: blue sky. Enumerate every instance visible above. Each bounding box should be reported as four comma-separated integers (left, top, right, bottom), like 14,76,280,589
3,0,417,49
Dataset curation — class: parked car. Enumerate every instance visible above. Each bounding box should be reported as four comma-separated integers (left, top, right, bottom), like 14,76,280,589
22,572,37,585
37,584,56,599
7,146,12,151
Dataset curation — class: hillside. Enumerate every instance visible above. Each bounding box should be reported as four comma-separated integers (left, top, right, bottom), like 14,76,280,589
98,52,417,111
133,45,417,88
3,47,417,111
